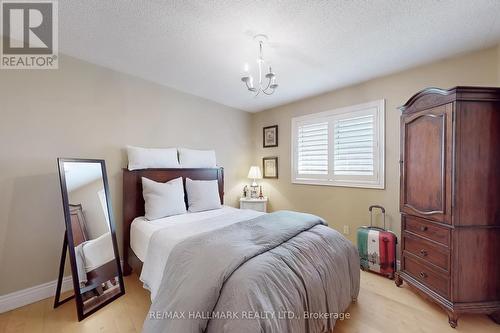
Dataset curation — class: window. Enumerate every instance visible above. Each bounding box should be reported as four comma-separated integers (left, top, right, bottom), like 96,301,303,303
97,188,111,230
292,100,385,189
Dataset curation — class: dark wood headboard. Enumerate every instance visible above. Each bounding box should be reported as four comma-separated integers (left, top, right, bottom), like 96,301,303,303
122,167,224,275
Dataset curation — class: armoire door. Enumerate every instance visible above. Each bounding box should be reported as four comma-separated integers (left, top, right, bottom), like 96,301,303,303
400,103,453,224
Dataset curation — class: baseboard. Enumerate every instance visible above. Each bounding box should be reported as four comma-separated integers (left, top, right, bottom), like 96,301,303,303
0,260,125,313
0,257,127,314
0,276,73,314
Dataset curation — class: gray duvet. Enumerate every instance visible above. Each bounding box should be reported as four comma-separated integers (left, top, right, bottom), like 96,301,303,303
143,211,360,333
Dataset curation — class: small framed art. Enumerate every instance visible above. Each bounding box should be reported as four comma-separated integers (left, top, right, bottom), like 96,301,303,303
263,157,278,179
263,125,278,148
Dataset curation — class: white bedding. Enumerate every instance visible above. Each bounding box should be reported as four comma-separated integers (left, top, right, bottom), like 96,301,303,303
131,206,243,261
131,206,265,300
75,232,115,286
82,232,115,272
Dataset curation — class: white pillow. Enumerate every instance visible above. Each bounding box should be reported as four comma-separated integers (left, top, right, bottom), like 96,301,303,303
127,146,179,170
185,178,222,212
142,177,186,220
178,148,216,168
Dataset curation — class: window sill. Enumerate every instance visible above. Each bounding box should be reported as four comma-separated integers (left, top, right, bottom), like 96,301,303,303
291,178,385,190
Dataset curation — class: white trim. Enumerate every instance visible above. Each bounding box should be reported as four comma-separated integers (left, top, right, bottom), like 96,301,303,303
0,259,124,314
292,99,384,122
291,99,385,189
0,276,73,314
292,178,385,189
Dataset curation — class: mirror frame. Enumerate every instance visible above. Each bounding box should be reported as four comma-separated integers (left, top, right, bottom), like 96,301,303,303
57,158,125,321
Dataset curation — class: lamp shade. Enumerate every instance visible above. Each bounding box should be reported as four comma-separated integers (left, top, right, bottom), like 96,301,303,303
247,166,262,179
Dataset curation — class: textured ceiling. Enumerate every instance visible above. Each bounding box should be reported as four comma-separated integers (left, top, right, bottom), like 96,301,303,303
58,1,500,112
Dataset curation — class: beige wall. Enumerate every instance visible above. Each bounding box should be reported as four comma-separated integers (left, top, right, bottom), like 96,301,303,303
0,54,252,295
498,44,500,81
251,45,500,246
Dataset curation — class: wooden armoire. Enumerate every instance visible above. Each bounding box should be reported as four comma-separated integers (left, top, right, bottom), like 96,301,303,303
395,87,500,328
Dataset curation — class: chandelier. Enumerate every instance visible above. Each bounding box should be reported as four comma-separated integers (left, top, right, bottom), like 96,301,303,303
241,34,278,96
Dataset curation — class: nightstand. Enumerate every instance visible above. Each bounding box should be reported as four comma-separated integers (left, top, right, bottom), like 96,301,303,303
239,197,268,213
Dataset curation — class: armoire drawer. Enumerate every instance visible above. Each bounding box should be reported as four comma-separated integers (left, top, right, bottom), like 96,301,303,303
403,254,450,299
403,233,450,271
404,215,450,246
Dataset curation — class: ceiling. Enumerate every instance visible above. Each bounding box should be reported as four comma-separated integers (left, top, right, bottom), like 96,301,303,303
64,162,103,192
58,0,500,112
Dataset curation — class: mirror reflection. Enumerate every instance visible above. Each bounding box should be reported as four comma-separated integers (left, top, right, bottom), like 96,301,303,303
62,161,122,314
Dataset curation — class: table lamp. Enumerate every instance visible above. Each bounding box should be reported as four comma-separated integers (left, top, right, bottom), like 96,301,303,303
247,166,262,198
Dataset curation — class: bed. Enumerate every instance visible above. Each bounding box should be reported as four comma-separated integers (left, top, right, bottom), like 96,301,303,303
122,167,360,333
69,203,118,293
75,232,115,286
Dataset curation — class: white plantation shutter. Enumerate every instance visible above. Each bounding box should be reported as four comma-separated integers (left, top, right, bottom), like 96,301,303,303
297,122,328,175
333,114,375,176
292,100,384,189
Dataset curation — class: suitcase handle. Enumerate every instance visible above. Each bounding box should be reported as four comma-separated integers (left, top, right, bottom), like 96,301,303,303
369,205,386,230
369,205,385,213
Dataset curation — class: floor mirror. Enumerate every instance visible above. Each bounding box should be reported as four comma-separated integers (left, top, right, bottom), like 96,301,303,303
54,158,125,321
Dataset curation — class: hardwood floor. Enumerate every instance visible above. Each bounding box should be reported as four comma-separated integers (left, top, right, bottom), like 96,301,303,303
1,271,498,332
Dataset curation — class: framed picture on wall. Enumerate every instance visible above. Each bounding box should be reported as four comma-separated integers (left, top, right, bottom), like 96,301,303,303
263,157,278,178
263,125,278,148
